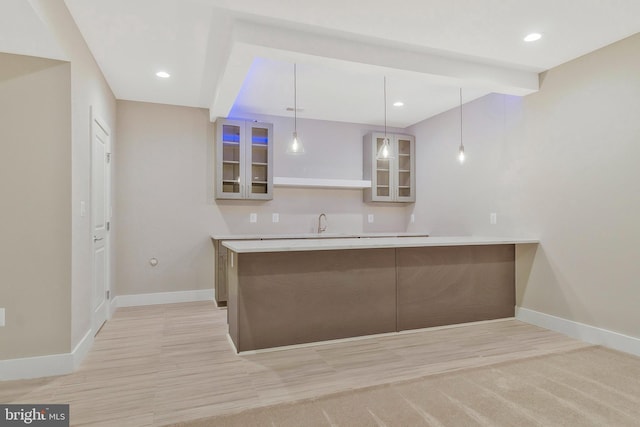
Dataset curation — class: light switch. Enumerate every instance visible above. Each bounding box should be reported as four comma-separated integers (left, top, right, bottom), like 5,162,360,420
80,201,86,217
272,213,279,223
0,308,5,327
250,213,257,223
490,213,497,225
368,214,374,223
410,214,415,223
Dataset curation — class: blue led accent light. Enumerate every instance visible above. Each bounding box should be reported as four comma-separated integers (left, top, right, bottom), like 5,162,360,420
252,136,269,144
223,134,240,142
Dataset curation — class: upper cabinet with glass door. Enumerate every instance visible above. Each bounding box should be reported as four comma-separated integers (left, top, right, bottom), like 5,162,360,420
363,132,415,203
215,119,274,200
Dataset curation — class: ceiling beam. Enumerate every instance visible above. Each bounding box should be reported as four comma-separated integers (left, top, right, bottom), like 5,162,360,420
0,0,67,61
210,19,540,121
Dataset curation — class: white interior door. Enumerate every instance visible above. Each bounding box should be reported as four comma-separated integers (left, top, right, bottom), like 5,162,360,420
91,111,111,335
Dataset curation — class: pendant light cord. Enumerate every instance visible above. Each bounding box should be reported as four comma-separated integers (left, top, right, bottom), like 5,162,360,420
384,76,387,138
459,88,463,148
294,63,297,134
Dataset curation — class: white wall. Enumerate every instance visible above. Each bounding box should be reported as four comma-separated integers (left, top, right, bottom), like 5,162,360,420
29,0,117,348
115,101,412,296
407,93,523,237
514,32,640,338
243,112,403,181
0,53,72,360
0,0,116,364
115,102,214,296
409,32,640,340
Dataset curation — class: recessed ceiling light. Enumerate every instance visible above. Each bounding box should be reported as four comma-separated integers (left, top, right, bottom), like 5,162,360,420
524,33,542,42
393,101,404,107
156,71,171,78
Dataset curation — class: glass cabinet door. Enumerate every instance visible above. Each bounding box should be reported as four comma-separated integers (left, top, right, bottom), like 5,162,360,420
375,136,393,200
247,123,273,200
395,136,414,202
219,122,244,198
215,119,273,200
363,132,415,203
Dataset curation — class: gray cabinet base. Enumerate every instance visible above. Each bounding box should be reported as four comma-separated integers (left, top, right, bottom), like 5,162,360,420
228,245,515,352
228,249,396,352
397,245,515,330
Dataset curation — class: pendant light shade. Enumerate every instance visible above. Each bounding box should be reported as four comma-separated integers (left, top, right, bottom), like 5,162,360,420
458,88,465,164
289,131,303,154
377,138,392,159
458,144,465,163
287,63,305,155
376,76,394,160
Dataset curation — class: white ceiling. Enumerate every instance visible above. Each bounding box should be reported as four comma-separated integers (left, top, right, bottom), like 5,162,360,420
0,0,66,61
8,0,640,127
228,57,492,127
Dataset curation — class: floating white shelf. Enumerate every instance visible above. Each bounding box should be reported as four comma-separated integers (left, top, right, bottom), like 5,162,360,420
273,177,371,189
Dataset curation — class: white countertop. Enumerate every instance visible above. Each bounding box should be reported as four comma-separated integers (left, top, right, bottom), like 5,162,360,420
222,236,539,253
211,232,429,241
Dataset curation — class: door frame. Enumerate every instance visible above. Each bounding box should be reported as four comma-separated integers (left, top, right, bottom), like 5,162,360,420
90,107,112,335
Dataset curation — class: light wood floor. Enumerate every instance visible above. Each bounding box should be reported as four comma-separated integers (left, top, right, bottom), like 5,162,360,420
1,301,591,426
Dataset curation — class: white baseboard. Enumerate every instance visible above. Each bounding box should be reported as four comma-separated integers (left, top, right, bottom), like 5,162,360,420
109,296,118,318
1,290,213,380
111,289,214,309
0,328,94,381
71,329,94,371
516,307,640,357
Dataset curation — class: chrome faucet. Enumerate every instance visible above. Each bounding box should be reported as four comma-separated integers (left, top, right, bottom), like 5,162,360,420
317,213,327,233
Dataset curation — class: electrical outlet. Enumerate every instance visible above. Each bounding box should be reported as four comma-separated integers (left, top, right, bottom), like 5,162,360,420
0,308,5,327
490,213,497,225
367,214,374,223
272,213,279,223
410,214,415,223
249,213,257,223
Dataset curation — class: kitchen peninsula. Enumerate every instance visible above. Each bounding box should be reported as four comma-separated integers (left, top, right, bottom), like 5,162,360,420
222,236,538,352
211,232,429,305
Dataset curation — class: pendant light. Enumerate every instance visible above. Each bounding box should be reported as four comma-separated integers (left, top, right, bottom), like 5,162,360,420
286,63,304,155
458,88,465,164
376,76,394,160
